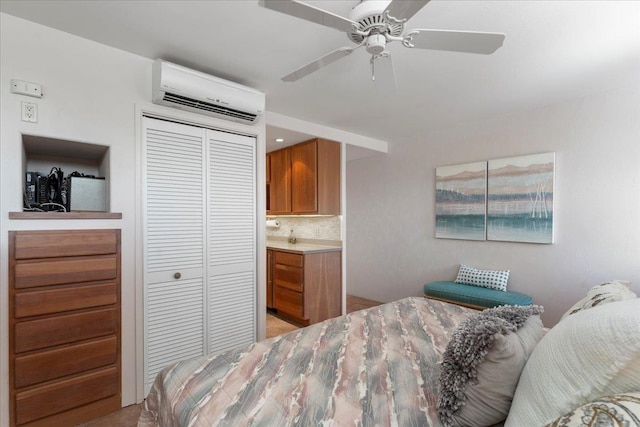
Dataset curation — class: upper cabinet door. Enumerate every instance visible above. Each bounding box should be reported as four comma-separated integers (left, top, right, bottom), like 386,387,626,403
291,140,318,214
315,139,341,215
266,153,271,184
268,138,341,215
269,148,292,214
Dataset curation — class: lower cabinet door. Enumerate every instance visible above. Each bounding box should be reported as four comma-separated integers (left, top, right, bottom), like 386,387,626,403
274,286,304,320
266,250,273,308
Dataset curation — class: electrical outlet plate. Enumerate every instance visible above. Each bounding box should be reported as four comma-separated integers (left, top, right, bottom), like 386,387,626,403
11,79,43,98
21,101,38,123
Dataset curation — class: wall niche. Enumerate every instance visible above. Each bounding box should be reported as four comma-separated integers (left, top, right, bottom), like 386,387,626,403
10,134,121,219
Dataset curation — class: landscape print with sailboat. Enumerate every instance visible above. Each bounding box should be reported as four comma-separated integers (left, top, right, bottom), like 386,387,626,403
487,152,555,243
435,162,487,241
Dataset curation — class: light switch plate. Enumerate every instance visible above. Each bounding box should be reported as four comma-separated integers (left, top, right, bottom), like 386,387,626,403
11,79,43,98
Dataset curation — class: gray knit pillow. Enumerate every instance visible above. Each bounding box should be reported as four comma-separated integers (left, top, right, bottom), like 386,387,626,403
438,305,544,427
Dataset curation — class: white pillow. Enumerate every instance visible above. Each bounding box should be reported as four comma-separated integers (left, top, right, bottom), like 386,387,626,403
504,298,640,426
543,392,640,427
560,279,636,320
455,264,510,292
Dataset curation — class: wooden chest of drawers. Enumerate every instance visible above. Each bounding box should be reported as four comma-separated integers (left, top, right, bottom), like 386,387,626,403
9,229,121,427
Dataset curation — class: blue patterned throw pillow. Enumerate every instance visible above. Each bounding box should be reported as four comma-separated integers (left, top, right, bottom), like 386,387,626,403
455,264,510,292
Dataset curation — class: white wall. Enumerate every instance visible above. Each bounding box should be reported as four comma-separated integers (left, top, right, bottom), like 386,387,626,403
0,14,147,424
0,13,267,426
346,85,640,327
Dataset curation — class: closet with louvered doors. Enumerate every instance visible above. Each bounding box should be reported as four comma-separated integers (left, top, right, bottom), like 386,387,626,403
142,117,257,394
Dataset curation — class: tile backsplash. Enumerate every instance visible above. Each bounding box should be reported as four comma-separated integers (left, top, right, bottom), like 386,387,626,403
267,216,342,241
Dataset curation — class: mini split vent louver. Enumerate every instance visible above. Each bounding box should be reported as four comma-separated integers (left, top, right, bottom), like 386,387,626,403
152,60,265,125
161,92,259,123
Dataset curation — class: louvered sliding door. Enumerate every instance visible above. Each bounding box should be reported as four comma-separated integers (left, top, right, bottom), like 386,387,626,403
208,130,256,354
142,117,257,394
142,118,206,393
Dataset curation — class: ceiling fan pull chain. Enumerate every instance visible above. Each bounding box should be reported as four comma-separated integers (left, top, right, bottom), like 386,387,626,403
370,51,390,82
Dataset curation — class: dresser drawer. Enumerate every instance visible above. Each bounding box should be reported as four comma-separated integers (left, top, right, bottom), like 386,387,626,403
15,366,119,425
274,286,304,319
15,283,118,318
274,264,303,292
274,251,303,268
14,308,117,353
13,230,118,260
14,255,118,289
14,336,117,388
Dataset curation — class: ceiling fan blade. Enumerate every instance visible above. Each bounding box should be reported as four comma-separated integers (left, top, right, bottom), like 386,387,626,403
405,29,505,54
282,46,358,82
384,0,430,22
259,0,357,32
372,53,397,94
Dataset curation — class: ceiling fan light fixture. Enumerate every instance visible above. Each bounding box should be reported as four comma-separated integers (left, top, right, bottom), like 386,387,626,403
366,33,386,55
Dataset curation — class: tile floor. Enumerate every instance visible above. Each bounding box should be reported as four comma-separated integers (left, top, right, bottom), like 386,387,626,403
78,403,142,427
266,311,300,338
80,295,382,426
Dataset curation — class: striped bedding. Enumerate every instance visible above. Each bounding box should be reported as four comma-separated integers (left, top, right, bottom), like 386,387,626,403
138,297,474,427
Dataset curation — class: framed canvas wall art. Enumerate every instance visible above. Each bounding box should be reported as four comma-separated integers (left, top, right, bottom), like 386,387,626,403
435,162,487,241
487,152,555,243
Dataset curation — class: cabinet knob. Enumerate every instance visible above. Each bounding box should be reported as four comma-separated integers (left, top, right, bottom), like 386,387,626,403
174,272,181,279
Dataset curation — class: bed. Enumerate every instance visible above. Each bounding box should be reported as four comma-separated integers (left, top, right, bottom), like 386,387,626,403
139,284,640,427
138,297,473,426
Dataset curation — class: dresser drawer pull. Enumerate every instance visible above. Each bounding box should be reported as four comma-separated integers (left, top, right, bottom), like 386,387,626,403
174,272,181,279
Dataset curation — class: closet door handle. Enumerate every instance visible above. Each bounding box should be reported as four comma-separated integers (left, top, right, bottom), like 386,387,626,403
174,272,181,279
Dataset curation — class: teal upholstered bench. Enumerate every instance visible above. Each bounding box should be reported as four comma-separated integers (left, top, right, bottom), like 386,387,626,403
423,281,533,310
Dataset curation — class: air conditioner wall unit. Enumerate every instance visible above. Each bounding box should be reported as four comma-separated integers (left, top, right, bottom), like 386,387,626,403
152,60,265,125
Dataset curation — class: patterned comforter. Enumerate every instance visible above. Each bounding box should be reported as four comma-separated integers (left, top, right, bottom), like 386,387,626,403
138,297,473,427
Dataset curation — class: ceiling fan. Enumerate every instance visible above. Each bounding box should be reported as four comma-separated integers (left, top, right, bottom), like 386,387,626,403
258,0,505,90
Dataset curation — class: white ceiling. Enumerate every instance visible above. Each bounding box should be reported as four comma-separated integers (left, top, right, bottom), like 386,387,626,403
2,1,639,158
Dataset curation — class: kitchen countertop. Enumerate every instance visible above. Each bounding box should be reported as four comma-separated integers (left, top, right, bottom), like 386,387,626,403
267,238,342,254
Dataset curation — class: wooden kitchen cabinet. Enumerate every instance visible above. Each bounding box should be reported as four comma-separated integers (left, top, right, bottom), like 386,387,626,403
266,152,271,184
268,138,340,215
290,140,317,214
9,229,121,427
266,153,271,212
291,138,340,214
268,148,291,214
272,249,341,325
266,249,274,309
